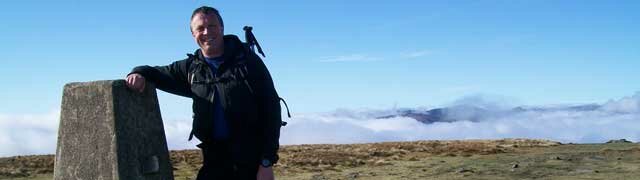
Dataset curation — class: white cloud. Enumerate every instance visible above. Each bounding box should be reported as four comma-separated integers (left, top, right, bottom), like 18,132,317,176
280,93,640,145
316,54,381,62
2,92,640,157
401,50,431,58
162,119,201,150
0,110,200,157
317,50,432,63
0,110,59,157
280,108,640,145
601,92,640,113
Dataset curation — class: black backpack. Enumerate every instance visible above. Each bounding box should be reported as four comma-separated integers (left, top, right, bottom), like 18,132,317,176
243,26,290,126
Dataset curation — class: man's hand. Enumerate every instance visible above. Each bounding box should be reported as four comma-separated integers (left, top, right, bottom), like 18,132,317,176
126,73,146,93
256,166,274,180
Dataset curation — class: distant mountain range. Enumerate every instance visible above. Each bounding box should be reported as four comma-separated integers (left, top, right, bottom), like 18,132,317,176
377,104,602,124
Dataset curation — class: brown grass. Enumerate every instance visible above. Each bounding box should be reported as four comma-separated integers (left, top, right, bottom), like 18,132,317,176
6,138,640,180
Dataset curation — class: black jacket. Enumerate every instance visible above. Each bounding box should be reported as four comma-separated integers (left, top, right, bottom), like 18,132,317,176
130,35,282,164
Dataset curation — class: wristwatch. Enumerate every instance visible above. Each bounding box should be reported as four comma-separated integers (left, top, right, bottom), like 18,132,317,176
260,159,273,167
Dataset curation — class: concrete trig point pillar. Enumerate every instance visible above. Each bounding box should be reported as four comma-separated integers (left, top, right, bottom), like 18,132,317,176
54,80,174,180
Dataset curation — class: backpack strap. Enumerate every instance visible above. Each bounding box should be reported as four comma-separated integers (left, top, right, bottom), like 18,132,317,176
236,63,291,127
241,27,291,126
279,97,291,126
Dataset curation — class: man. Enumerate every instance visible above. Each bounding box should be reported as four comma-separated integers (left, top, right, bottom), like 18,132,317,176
125,6,281,180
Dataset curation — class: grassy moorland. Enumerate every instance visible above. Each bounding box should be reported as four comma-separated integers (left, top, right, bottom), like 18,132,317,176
2,139,639,180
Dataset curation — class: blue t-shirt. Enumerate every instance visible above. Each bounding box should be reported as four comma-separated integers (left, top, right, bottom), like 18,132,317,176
204,56,229,140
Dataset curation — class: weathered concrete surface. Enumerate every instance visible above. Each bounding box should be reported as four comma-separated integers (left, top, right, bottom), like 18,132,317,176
54,80,174,180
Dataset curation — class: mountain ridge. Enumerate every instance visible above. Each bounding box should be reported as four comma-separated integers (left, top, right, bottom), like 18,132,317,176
378,104,603,124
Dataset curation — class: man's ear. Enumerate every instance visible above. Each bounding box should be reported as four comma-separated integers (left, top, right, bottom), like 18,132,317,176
189,23,195,37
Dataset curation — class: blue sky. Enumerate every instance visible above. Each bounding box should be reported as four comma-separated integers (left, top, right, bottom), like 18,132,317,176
2,0,640,156
1,0,639,117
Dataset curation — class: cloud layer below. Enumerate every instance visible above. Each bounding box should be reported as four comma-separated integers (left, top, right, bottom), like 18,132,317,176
281,93,640,145
2,93,639,157
0,110,59,157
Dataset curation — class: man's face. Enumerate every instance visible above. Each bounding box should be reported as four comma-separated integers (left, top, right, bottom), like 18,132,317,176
190,13,224,56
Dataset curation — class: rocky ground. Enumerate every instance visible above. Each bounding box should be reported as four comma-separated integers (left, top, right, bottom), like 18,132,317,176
2,139,639,179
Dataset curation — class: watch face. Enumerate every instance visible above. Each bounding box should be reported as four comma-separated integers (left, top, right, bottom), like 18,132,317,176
261,159,272,167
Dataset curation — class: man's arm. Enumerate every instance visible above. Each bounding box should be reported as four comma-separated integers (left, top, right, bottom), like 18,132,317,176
127,59,193,98
247,56,282,165
249,57,280,180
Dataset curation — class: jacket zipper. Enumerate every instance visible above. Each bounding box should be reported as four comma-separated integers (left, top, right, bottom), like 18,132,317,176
210,69,217,103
